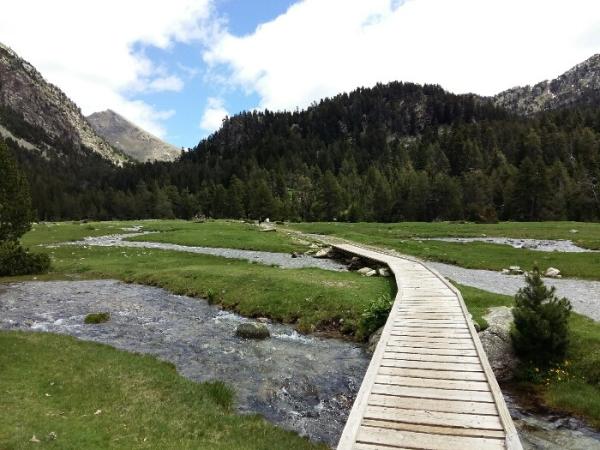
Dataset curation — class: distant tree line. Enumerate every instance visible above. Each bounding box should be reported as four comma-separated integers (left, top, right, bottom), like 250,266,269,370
5,81,600,222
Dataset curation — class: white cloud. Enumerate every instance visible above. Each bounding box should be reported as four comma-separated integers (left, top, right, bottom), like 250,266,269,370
205,0,600,111
0,0,214,137
144,75,185,93
200,97,229,133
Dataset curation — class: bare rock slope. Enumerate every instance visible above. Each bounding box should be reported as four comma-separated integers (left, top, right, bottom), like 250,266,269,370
0,42,126,164
494,54,600,115
88,109,181,162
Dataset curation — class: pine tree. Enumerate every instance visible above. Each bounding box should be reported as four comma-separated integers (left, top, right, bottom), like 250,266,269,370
0,141,33,241
511,269,572,365
0,140,50,276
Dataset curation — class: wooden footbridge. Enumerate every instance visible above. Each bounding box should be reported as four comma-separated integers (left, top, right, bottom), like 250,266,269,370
332,242,522,450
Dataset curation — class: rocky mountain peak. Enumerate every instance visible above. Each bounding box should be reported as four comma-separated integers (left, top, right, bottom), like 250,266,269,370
494,54,600,115
87,109,181,162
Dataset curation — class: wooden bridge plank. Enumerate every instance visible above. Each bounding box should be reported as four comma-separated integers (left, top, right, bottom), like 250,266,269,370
363,405,503,430
384,345,478,356
375,374,491,392
370,383,494,403
368,393,498,414
383,351,481,364
361,419,506,439
355,425,505,450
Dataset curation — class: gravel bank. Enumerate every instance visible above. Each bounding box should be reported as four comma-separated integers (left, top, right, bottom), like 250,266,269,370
428,262,600,321
60,233,348,271
422,237,596,253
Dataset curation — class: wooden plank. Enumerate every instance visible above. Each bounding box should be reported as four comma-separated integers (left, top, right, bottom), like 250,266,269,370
386,341,476,351
389,334,473,342
391,330,471,338
388,339,473,347
368,393,498,414
371,383,494,402
375,374,491,392
393,323,468,329
381,359,484,372
378,366,487,382
384,345,477,356
356,425,505,450
361,419,506,439
391,327,471,335
363,405,503,430
383,352,481,364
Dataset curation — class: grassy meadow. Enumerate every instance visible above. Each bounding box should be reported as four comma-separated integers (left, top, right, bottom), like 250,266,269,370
0,332,325,450
16,220,393,338
4,219,600,441
288,221,600,280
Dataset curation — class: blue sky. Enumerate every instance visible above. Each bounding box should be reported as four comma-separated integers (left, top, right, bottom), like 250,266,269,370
134,0,297,148
1,0,599,149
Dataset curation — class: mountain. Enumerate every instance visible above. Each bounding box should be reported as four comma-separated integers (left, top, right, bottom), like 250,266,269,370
88,109,181,162
494,54,600,115
0,42,126,164
4,48,599,223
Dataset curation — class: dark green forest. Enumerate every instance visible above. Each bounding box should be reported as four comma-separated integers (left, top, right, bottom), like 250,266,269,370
5,82,600,222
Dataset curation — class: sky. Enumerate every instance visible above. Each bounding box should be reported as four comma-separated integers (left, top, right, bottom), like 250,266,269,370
0,0,599,149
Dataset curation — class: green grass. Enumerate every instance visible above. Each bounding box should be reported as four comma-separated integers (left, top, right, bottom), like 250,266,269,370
21,220,308,253
22,221,134,247
457,284,513,330
0,331,325,450
288,222,600,280
458,283,600,428
84,312,110,324
7,244,393,338
126,220,308,253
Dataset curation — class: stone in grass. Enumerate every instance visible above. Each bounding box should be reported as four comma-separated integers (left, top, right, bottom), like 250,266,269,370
314,247,333,258
357,267,377,277
84,312,110,324
508,266,523,275
235,322,270,339
544,267,561,278
378,267,392,277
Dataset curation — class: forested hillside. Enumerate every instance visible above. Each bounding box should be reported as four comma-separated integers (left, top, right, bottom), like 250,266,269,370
6,80,600,222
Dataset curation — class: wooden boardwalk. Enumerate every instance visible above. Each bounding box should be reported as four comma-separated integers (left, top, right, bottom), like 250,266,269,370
333,243,522,450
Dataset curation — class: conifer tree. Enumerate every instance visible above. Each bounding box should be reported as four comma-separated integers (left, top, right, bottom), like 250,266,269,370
511,269,572,365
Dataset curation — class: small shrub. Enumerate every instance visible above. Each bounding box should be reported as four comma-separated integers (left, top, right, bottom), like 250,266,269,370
0,240,51,276
511,268,572,366
203,381,234,410
84,312,111,324
206,289,217,304
358,293,393,340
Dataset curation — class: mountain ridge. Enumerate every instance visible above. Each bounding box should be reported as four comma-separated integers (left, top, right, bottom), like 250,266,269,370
87,109,181,162
493,54,600,115
0,42,126,164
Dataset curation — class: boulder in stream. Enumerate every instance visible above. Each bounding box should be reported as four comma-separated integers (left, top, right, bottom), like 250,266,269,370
235,322,271,339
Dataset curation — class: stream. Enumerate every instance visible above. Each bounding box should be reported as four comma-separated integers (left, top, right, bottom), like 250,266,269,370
1,280,599,448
